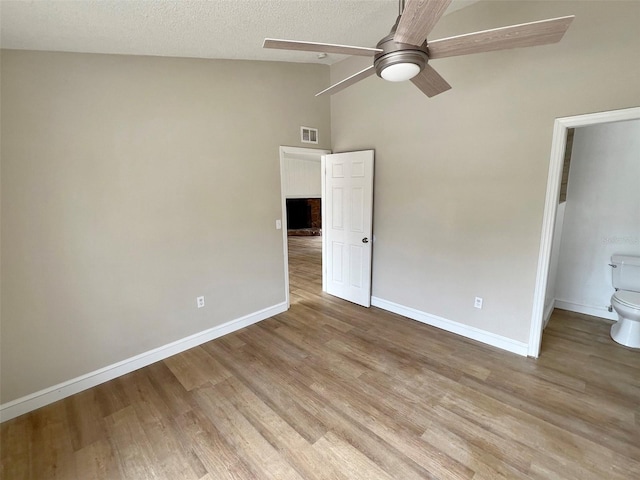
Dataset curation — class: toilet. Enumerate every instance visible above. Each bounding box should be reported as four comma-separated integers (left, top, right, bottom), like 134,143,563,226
610,254,640,348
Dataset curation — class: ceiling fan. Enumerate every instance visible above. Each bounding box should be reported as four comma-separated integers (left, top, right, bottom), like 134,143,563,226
263,0,574,98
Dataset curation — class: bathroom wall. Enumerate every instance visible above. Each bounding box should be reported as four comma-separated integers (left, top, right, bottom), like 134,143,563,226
555,119,640,319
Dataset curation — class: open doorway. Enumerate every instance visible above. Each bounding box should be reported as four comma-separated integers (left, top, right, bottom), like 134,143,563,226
280,147,376,309
528,106,640,357
279,146,330,308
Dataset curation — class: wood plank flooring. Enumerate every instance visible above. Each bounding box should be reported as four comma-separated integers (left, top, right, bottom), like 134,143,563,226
2,235,639,479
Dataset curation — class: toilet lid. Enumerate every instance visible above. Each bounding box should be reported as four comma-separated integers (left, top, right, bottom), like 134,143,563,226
613,290,640,308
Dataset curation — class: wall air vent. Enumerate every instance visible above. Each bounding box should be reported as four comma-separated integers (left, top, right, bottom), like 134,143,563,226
301,126,318,144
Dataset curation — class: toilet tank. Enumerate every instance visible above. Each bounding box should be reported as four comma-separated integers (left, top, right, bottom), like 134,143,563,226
611,255,640,292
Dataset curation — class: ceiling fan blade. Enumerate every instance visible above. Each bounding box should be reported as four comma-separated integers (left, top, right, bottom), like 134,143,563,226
394,0,453,45
428,15,575,59
316,66,376,96
263,38,382,57
410,64,451,97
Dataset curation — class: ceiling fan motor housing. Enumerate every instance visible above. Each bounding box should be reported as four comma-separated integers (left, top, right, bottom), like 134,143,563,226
374,29,429,80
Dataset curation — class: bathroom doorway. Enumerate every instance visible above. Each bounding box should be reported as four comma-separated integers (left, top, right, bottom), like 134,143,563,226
529,107,640,357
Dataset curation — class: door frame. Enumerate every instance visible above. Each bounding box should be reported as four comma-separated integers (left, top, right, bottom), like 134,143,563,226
279,146,331,308
528,106,640,358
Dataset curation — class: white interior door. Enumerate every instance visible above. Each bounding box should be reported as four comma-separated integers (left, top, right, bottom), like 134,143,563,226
323,150,374,307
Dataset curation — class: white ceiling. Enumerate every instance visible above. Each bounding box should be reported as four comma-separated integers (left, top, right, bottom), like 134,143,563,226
0,0,478,65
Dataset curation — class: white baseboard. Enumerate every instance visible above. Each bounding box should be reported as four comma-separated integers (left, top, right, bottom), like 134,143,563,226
554,299,617,321
371,296,529,357
0,302,287,423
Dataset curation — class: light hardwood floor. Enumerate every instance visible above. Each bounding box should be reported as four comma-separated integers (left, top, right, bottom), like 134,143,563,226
2,235,639,479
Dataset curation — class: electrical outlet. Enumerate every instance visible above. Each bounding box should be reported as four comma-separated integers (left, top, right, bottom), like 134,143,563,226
197,296,205,308
474,297,483,309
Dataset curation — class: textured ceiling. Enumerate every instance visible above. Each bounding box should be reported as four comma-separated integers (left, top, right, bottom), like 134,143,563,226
0,0,478,65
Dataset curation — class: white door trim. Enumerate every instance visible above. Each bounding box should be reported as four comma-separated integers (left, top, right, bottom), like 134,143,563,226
321,154,327,293
528,106,640,358
279,146,331,308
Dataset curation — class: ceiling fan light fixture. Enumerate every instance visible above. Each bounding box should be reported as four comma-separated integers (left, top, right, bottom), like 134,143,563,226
380,62,421,82
374,49,427,82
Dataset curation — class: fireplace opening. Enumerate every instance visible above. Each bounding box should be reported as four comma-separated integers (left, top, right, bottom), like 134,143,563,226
286,198,321,236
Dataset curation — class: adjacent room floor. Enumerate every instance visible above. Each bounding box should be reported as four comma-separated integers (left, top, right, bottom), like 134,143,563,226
1,236,639,479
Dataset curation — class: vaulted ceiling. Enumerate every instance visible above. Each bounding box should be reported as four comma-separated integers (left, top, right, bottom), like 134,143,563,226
0,0,478,64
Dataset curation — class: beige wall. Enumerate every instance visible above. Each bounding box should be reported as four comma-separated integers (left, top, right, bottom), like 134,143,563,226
330,1,640,343
0,51,330,403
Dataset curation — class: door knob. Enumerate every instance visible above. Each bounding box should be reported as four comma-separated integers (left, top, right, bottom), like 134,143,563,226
362,237,369,243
